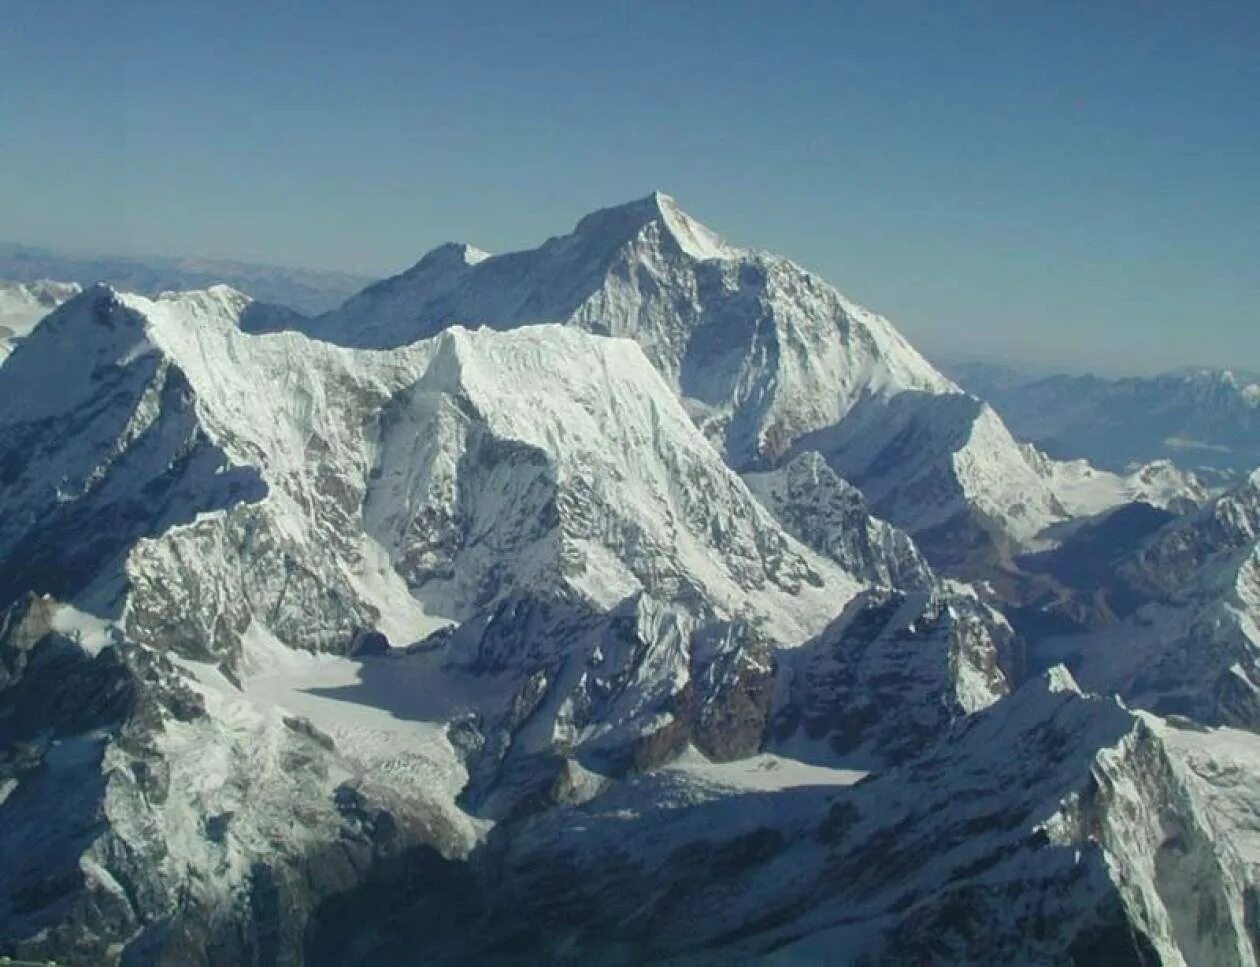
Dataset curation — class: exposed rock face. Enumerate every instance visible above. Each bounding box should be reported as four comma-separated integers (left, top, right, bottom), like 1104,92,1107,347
302,670,1260,966
424,591,779,819
0,595,471,966
771,585,1015,765
744,450,1019,767
1035,471,1260,731
744,449,933,590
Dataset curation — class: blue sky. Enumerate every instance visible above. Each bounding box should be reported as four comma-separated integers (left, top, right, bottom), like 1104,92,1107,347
1,1,1256,373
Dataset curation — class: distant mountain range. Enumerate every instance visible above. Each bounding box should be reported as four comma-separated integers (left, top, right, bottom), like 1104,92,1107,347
947,360,1260,479
0,241,372,316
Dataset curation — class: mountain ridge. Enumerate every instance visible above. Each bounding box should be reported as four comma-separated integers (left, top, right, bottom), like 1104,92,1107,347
275,194,1157,574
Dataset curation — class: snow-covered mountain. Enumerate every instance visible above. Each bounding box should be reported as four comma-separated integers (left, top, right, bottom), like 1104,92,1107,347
1,205,1254,963
949,361,1260,478
0,281,876,666
0,279,80,361
0,282,1031,959
1034,470,1260,730
273,193,1155,573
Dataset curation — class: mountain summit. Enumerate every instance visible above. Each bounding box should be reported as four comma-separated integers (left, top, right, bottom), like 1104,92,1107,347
568,190,740,261
283,195,1146,572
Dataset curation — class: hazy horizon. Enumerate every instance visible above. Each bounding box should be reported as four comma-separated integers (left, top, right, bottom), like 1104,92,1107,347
2,2,1256,374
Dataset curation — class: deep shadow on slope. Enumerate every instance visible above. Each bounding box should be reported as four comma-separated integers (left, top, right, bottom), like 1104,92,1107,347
0,362,266,616
301,674,1164,965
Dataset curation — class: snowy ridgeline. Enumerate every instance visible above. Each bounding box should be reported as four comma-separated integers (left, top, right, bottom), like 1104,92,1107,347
0,195,1255,965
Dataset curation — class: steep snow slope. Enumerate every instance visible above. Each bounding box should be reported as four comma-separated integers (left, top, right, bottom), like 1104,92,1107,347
288,193,1106,569
0,279,80,361
0,283,437,664
362,321,861,643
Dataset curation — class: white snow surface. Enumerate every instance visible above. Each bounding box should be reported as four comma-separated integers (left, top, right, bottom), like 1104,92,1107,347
664,745,867,791
232,624,480,829
1037,454,1209,520
125,286,859,644
298,193,1160,560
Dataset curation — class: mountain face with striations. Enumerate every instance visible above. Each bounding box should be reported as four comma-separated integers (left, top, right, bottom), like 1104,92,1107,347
1,197,1256,965
280,193,1164,573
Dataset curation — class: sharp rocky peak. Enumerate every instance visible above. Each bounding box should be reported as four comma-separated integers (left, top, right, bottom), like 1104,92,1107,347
567,190,739,262
409,241,492,274
391,192,730,287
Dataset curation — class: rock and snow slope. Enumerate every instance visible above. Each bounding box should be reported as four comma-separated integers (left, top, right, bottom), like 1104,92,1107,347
276,193,1149,570
0,281,866,671
744,450,933,590
313,669,1260,966
0,593,475,965
1038,470,1260,731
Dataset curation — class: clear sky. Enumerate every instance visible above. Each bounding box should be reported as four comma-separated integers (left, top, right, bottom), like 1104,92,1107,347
2,1,1256,374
